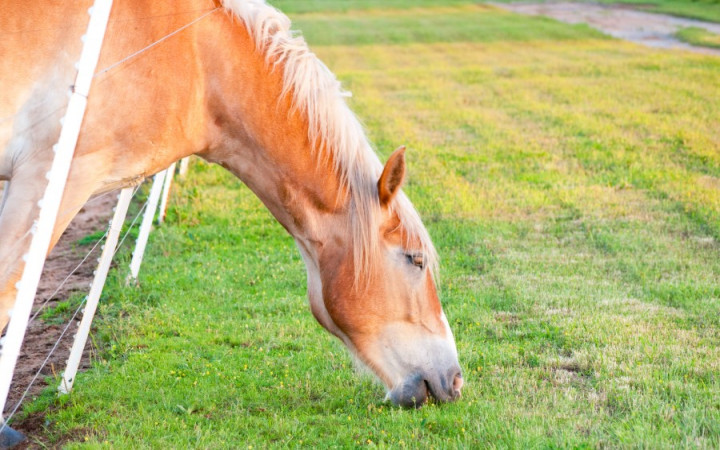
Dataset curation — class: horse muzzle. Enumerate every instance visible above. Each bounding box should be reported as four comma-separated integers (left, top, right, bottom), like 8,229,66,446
388,366,463,408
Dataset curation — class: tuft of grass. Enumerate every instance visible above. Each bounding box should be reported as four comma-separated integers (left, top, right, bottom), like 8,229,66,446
75,230,105,246
676,26,720,49
40,293,86,325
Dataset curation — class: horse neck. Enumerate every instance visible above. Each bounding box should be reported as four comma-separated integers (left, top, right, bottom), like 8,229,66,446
196,13,350,247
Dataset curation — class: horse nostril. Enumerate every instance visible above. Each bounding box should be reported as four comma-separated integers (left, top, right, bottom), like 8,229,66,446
452,371,463,398
389,373,430,408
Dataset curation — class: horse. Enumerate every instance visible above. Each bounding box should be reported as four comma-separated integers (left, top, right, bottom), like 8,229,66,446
0,0,463,415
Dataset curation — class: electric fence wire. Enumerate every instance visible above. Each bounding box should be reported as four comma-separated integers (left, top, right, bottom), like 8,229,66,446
1,3,213,431
1,2,212,328
0,186,135,328
28,185,143,325
1,184,151,429
0,6,219,125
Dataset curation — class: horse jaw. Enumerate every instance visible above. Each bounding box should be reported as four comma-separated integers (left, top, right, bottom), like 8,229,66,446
294,238,352,347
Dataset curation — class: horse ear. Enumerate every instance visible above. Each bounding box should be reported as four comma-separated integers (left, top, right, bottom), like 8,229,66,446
378,146,406,207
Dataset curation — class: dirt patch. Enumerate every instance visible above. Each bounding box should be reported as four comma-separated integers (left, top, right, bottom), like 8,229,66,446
494,2,720,56
2,190,118,442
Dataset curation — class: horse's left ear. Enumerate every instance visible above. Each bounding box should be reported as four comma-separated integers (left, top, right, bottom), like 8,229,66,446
378,146,406,207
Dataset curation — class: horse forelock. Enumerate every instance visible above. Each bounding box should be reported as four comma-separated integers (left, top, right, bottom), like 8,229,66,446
222,0,438,282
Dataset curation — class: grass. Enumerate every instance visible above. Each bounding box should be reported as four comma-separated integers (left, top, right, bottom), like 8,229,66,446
676,26,720,48
39,294,86,325
292,5,606,46
268,0,481,14
269,0,720,24
18,2,720,448
603,0,720,23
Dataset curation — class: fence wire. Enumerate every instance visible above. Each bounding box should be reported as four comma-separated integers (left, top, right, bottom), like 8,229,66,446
1,182,152,429
1,2,204,434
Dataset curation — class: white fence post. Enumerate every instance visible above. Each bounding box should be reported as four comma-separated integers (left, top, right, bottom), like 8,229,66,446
127,170,167,282
158,162,176,224
0,0,114,434
178,157,190,176
58,187,133,395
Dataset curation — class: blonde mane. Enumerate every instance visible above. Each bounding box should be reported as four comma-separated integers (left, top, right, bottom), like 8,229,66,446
222,0,438,279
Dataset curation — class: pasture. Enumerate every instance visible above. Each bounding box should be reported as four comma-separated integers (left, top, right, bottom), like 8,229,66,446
19,1,720,447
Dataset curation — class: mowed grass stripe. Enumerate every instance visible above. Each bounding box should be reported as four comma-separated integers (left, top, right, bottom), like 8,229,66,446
326,42,720,218
270,0,493,14
272,0,720,23
312,38,720,317
22,5,720,448
293,6,607,46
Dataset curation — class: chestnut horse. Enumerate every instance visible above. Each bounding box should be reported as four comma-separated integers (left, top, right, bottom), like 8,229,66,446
0,0,462,409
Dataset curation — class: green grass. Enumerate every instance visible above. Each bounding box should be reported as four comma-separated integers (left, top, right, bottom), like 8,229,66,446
40,294,86,325
269,0,720,23
268,0,481,14
605,0,720,23
676,26,720,48
75,229,106,246
18,3,720,448
292,5,606,46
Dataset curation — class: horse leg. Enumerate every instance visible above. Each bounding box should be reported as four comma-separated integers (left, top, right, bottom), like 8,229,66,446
0,166,94,332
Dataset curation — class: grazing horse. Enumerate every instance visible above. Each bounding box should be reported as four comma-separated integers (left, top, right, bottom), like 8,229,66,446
0,0,463,409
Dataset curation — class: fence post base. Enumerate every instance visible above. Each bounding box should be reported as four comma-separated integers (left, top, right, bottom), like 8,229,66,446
179,157,190,176
0,423,25,449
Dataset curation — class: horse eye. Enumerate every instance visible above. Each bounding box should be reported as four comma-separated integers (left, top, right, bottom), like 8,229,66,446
405,253,425,269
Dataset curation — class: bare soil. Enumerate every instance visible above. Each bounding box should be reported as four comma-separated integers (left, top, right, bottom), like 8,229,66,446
2,190,118,445
495,2,720,56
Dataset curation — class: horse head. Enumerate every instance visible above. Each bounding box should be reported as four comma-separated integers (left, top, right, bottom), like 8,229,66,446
297,147,463,407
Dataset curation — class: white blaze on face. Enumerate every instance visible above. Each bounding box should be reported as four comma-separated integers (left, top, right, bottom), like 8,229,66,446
374,320,460,391
440,311,459,361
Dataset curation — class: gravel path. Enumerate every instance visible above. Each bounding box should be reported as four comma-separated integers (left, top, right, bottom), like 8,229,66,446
495,2,720,56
